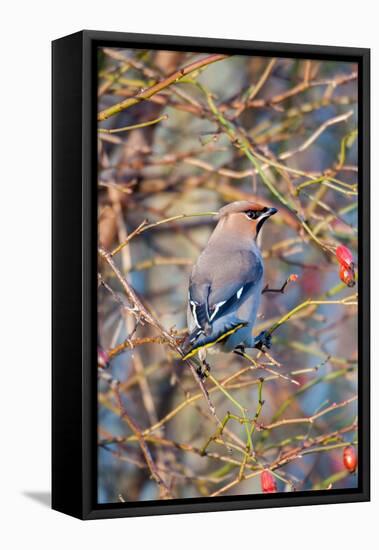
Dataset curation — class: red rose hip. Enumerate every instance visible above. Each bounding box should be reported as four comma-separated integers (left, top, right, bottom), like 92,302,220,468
261,470,277,493
98,347,110,369
336,245,354,269
339,264,355,287
343,445,357,473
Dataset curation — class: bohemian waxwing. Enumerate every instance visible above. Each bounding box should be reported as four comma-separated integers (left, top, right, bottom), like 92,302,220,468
182,201,277,368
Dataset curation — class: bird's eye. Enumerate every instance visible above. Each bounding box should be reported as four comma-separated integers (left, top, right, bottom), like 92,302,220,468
245,210,260,220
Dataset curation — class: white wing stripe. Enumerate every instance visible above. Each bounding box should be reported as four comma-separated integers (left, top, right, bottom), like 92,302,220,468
209,300,226,321
190,300,202,329
236,286,244,299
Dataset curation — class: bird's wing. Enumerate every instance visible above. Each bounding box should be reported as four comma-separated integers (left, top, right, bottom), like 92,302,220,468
188,248,263,332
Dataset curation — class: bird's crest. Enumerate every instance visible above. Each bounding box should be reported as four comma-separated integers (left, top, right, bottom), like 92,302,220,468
216,201,268,219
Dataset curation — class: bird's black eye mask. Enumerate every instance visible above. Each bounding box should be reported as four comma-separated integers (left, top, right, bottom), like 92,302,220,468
245,207,268,221
245,206,277,238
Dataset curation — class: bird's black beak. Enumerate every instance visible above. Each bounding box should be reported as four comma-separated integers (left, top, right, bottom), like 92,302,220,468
265,207,278,217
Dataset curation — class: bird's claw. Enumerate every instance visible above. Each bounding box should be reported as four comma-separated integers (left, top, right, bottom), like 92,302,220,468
196,361,211,380
254,330,272,350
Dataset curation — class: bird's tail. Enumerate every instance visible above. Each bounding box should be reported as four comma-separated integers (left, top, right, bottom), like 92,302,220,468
181,322,247,360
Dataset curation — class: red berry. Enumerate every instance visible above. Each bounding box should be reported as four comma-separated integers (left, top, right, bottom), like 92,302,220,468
343,445,357,473
98,347,110,369
261,470,277,493
288,273,298,282
336,245,354,270
339,264,355,287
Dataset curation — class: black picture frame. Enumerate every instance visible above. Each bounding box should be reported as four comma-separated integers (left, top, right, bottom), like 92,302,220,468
52,30,370,520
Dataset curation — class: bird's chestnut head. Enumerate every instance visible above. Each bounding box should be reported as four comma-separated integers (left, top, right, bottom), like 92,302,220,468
217,200,278,239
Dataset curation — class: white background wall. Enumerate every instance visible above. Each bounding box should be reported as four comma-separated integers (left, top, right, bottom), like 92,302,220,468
1,1,376,547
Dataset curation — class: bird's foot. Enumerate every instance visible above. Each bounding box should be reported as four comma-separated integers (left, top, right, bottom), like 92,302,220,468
254,330,272,351
196,360,211,380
